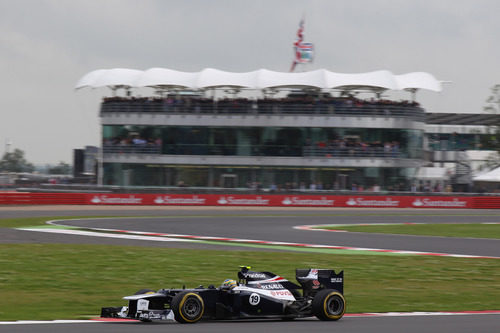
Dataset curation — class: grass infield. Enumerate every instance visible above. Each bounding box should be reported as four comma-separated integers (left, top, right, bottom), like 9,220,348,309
1,216,499,320
0,216,103,229
314,223,500,239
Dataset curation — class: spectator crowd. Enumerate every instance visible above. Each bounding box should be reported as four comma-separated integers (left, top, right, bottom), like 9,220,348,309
101,94,423,118
304,138,402,158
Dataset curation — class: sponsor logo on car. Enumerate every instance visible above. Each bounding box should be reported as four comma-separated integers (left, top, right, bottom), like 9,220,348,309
270,290,293,297
139,312,163,320
244,273,267,279
306,269,319,279
259,283,284,290
137,299,149,311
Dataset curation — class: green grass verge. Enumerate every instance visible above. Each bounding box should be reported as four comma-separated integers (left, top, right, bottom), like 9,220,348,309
317,224,500,239
0,217,55,228
0,243,499,320
0,216,111,229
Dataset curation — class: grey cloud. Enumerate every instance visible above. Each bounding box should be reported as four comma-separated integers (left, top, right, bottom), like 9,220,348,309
0,0,499,163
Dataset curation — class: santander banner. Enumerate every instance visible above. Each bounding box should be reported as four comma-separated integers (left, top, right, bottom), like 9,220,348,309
84,193,473,208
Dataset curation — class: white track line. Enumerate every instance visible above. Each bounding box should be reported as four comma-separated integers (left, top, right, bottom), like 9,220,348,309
2,311,500,324
345,310,500,318
18,228,192,242
0,320,99,325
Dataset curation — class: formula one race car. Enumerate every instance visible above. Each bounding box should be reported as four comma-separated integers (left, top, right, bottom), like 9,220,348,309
101,266,345,323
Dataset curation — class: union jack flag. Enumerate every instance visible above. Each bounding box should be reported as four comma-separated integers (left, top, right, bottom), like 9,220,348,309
290,18,313,72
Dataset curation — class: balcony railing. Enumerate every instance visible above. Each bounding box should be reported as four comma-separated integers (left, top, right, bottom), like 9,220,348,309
101,100,425,121
428,141,483,151
103,145,161,154
103,143,420,159
302,146,414,158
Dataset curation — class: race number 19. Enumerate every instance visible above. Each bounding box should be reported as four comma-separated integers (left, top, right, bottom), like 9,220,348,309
249,293,260,305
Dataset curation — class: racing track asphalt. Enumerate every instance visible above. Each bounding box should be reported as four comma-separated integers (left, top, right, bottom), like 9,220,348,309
12,208,500,257
1,207,500,333
1,314,499,333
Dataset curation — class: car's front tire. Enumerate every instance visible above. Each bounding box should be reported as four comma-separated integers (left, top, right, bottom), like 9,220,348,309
312,289,345,321
134,288,156,295
171,291,205,324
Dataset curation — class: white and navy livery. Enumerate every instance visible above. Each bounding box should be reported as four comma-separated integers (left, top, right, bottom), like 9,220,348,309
101,266,345,323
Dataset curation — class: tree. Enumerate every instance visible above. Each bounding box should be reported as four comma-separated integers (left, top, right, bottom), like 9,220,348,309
484,84,500,114
48,161,72,175
483,84,500,146
0,148,35,172
483,84,500,167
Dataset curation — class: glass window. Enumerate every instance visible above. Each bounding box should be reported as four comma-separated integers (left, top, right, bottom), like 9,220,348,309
102,125,423,158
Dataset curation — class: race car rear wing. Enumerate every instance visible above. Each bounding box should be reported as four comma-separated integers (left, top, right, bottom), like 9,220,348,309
296,269,344,295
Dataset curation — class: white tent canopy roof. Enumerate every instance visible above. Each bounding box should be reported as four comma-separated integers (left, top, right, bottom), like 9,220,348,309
82,68,143,88
414,167,449,180
75,68,443,92
473,166,500,182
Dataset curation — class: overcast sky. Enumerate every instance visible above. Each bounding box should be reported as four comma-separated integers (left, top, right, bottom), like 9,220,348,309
1,0,499,164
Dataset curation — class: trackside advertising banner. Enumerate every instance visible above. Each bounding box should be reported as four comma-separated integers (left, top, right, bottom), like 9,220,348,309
84,194,474,208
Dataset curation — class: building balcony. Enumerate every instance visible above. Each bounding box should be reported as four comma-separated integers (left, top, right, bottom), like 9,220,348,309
101,100,425,121
101,112,424,130
102,145,424,168
103,144,420,158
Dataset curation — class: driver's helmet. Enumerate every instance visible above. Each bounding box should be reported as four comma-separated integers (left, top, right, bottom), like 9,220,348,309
221,279,237,290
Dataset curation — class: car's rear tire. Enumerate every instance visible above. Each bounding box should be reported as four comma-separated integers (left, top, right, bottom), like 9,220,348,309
312,289,345,321
171,291,205,324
